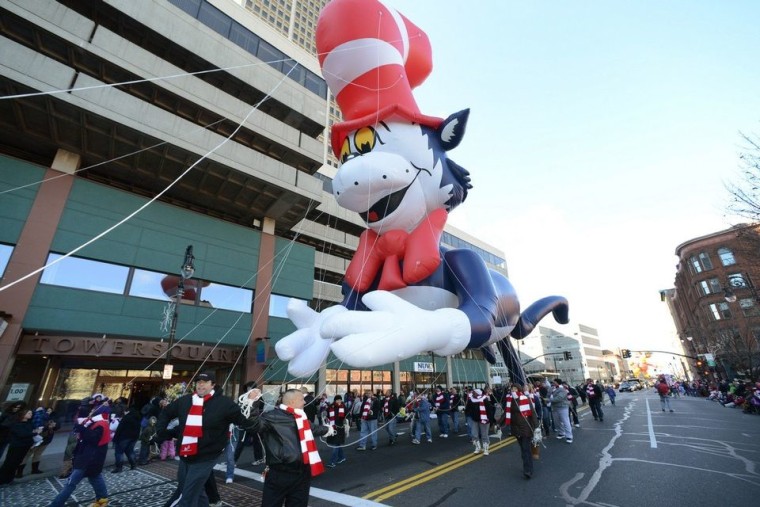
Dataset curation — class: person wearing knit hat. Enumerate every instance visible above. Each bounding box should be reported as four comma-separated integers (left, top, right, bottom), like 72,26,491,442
49,403,112,507
549,379,572,444
465,388,492,454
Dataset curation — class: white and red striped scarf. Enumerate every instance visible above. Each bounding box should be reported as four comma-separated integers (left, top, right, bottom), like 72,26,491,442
470,393,489,424
505,392,532,422
383,398,390,417
179,391,213,457
328,404,345,429
434,392,445,409
361,398,372,420
586,384,596,398
282,404,324,477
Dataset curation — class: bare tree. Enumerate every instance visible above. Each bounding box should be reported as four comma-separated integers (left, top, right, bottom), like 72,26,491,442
727,132,760,221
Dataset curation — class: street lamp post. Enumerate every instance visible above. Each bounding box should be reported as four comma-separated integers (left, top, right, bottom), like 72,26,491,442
165,245,195,382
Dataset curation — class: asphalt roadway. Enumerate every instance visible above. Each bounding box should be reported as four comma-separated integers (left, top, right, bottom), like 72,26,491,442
2,391,759,506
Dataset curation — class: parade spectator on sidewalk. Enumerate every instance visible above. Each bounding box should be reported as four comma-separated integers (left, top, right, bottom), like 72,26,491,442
0,402,26,461
138,416,157,465
156,372,260,507
111,405,140,473
48,404,111,507
0,408,36,485
21,418,57,475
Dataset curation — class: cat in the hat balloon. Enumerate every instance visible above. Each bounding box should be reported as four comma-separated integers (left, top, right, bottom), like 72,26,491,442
275,0,569,378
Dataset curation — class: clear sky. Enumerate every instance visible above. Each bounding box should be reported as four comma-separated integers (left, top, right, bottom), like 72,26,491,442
384,1,760,354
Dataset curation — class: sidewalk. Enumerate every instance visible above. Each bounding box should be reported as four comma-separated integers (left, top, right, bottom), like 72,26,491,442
0,430,359,507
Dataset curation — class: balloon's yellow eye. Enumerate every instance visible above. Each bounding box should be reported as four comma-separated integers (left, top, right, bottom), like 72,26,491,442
354,127,376,155
340,138,351,163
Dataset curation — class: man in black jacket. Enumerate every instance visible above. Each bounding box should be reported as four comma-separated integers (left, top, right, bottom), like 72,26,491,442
111,405,140,473
246,388,334,507
156,372,258,507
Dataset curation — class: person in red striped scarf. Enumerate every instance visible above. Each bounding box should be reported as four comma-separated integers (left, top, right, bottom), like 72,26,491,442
156,372,261,507
325,395,347,468
356,390,381,451
506,383,539,479
465,388,493,455
244,388,335,507
382,390,400,446
432,386,450,438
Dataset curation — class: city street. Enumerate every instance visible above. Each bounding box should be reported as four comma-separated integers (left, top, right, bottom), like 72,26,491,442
2,390,758,506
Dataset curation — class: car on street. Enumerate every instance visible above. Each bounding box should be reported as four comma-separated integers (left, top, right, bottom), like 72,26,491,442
619,381,633,392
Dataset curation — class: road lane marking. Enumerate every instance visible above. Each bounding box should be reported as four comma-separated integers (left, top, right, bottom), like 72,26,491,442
362,437,517,502
646,399,658,448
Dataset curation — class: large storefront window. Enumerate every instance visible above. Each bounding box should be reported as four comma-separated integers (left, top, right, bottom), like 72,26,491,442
324,368,391,398
41,253,129,294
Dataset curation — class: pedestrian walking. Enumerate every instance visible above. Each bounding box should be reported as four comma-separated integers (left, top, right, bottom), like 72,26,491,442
466,389,492,455
382,390,399,445
549,379,573,443
585,379,604,422
356,390,380,451
432,386,450,438
326,395,347,467
412,391,433,444
656,377,674,412
48,404,111,507
245,387,334,507
156,372,260,507
506,383,539,479
111,404,140,473
605,385,617,405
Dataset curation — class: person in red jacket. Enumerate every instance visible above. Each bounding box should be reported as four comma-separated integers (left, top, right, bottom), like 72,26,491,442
49,404,111,507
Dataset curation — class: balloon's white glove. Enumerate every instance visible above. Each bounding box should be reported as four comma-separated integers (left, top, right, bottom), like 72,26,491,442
275,300,347,377
324,424,336,438
324,291,470,366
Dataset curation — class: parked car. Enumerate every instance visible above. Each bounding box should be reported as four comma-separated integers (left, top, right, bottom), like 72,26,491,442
626,379,643,391
619,382,633,392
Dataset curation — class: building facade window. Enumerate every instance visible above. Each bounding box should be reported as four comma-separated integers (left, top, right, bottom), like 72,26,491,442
718,247,736,266
698,277,721,296
0,243,13,277
200,283,253,313
41,253,129,295
269,293,307,318
739,298,760,317
690,252,713,274
708,302,732,321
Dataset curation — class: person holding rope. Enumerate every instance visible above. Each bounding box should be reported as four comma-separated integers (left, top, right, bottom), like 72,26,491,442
243,387,335,507
155,371,260,507
506,383,539,480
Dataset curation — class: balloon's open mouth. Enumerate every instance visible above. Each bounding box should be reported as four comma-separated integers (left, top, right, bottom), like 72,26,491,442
359,183,411,223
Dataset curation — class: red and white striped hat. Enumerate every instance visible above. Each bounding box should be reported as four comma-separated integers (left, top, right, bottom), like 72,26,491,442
316,0,443,157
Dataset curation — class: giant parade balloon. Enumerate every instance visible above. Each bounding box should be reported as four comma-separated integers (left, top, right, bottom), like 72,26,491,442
276,0,569,379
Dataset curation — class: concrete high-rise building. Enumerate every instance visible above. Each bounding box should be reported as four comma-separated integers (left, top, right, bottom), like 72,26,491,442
0,0,508,405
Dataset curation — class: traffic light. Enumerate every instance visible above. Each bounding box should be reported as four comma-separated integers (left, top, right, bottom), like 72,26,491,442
622,349,631,358
563,351,573,360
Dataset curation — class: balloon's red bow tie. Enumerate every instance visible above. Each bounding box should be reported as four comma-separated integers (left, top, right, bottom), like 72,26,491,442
345,208,447,292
